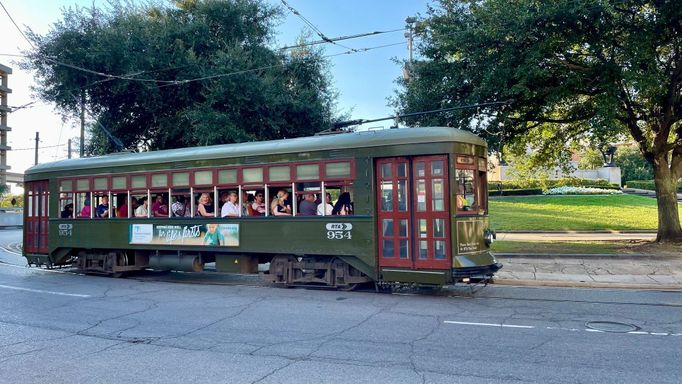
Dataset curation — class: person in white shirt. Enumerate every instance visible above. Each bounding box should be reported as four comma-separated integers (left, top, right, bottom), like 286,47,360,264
317,192,333,216
134,197,149,218
221,191,240,217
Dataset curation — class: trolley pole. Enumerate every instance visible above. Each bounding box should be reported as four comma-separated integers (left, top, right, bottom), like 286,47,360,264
68,138,72,159
80,90,85,157
34,131,39,165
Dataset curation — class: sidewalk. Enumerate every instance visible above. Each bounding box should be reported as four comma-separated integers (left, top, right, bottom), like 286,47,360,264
496,231,657,241
493,254,682,290
492,230,682,289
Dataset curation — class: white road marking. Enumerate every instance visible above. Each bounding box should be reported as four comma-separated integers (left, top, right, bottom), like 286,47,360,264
445,321,680,337
443,320,535,329
0,284,90,298
0,262,68,274
0,244,23,256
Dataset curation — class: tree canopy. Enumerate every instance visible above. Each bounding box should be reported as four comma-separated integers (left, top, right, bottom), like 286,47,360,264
23,0,340,154
393,0,682,242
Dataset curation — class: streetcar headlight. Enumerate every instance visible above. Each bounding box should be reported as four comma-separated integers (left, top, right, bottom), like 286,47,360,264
484,229,496,246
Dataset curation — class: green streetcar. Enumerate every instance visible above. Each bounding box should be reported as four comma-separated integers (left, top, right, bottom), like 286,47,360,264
23,127,501,288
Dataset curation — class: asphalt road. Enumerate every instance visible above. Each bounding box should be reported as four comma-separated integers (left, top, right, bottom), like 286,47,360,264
1,229,681,384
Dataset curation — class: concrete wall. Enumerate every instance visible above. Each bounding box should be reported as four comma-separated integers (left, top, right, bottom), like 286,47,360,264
489,163,622,186
0,208,22,227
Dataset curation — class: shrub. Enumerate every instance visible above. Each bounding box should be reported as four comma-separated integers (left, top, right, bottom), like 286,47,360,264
489,188,543,196
544,186,623,195
489,178,620,191
625,180,682,192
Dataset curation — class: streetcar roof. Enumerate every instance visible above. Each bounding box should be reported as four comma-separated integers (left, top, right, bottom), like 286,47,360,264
27,127,485,174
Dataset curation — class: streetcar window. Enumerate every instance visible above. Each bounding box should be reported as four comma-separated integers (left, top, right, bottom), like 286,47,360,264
296,164,319,180
242,168,263,183
93,177,108,191
455,169,477,213
326,162,351,179
76,178,89,191
218,169,237,185
172,172,190,187
131,175,147,189
268,166,290,182
59,180,74,219
77,192,92,218
151,173,168,188
380,181,392,212
171,189,191,217
59,193,74,219
151,193,170,218
59,179,73,192
112,176,127,190
194,170,213,185
478,158,488,214
112,193,126,218
131,194,148,217
267,187,292,216
195,191,216,217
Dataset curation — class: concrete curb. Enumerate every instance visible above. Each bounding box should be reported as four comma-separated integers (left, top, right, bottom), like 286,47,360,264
493,253,681,260
492,278,682,291
496,230,657,234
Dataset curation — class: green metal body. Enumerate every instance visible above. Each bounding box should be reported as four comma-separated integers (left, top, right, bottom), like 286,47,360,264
24,127,499,284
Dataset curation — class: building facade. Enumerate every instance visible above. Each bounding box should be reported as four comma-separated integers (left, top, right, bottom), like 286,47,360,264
0,63,12,185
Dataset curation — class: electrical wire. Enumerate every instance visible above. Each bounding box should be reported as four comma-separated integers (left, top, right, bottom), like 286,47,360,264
280,0,358,52
278,28,404,51
11,143,65,151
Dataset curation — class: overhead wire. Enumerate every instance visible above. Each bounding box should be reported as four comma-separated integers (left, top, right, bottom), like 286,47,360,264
280,0,359,52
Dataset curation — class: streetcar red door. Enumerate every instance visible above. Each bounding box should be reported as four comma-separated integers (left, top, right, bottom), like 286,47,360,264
377,156,451,270
24,180,50,254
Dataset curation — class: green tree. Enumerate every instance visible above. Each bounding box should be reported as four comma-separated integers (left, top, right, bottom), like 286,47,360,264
394,0,682,242
616,145,654,184
23,0,340,154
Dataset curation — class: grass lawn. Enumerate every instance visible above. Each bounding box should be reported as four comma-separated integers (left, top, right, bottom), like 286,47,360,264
489,194,682,231
491,240,682,256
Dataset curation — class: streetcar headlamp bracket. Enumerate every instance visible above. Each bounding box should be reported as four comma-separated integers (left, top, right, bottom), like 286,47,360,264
484,229,496,247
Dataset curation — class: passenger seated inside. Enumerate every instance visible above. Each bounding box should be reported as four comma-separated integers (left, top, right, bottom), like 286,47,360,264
332,192,353,215
172,195,190,217
96,196,110,218
271,190,292,216
196,193,214,217
317,193,333,216
80,198,91,218
118,197,139,218
152,194,169,217
60,203,73,219
298,193,317,216
220,191,240,217
135,197,149,217
251,190,265,216
456,184,471,211
243,191,253,216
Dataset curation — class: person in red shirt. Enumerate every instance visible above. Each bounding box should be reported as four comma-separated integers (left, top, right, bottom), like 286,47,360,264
152,195,169,217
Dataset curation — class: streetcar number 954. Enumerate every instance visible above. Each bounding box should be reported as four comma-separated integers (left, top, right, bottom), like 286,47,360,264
325,223,353,240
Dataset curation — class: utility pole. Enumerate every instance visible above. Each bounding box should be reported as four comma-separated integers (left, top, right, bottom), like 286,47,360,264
80,90,85,157
403,17,417,81
34,131,39,165
68,138,72,159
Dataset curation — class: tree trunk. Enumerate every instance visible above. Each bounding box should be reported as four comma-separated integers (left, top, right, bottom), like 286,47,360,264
653,162,682,243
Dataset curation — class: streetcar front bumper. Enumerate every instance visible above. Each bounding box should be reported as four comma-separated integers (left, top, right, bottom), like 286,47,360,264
452,262,503,280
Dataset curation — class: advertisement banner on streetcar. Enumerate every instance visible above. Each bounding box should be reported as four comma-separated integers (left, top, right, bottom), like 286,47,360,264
129,223,239,247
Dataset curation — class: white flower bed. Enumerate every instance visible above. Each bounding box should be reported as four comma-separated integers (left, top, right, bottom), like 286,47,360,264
543,186,623,195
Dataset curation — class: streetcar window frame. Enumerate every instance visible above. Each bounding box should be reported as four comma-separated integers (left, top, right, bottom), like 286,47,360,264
53,159,355,220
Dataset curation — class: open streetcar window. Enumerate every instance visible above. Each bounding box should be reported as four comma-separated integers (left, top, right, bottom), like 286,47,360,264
58,179,74,219
454,155,480,214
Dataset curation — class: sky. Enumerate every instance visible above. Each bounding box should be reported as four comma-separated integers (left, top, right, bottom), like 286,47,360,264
0,0,430,179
